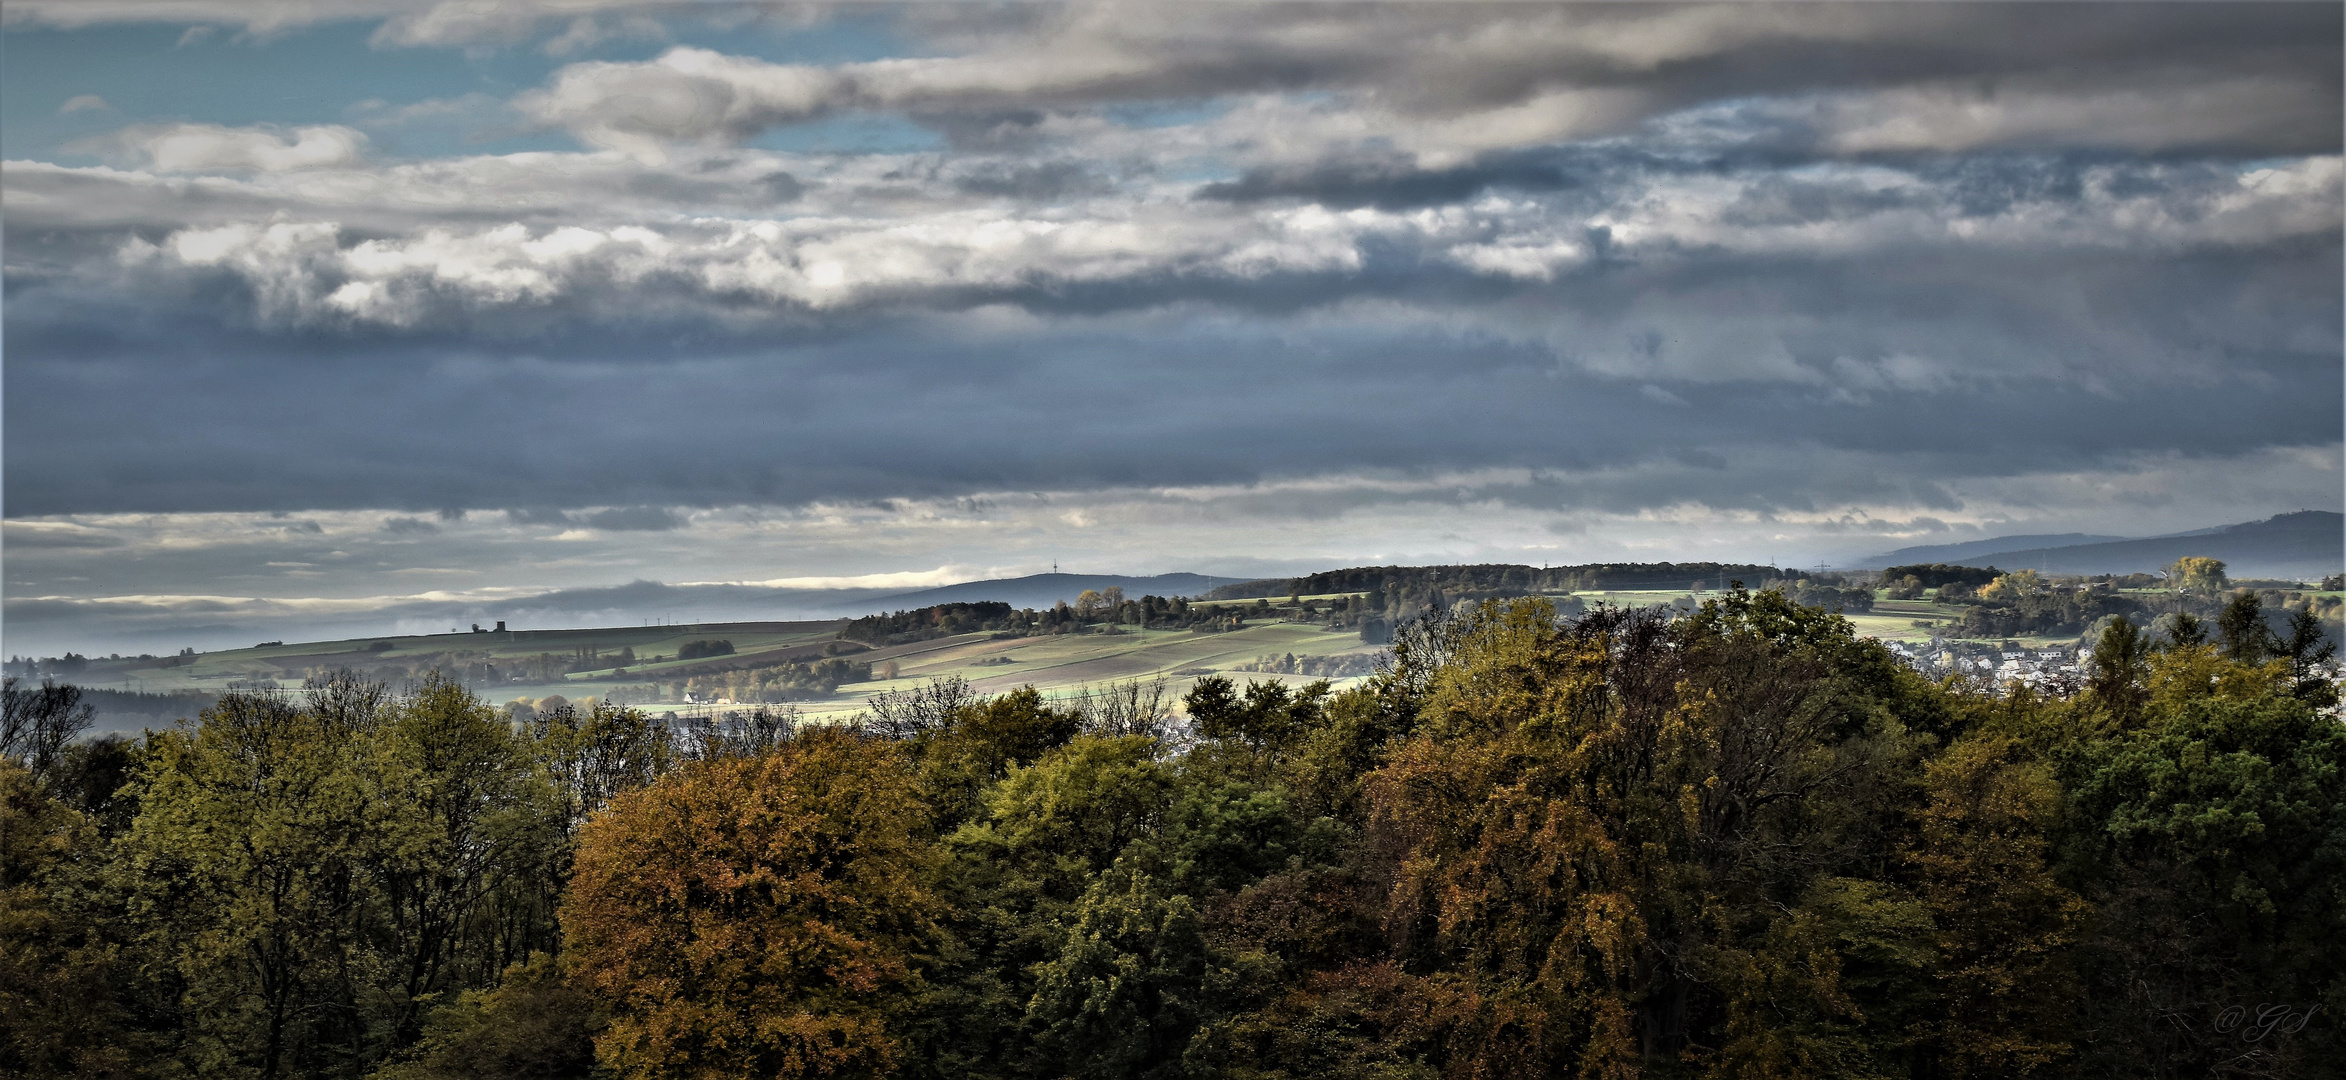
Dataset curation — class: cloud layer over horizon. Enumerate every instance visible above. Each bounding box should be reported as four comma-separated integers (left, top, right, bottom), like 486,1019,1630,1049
5,1,2340,655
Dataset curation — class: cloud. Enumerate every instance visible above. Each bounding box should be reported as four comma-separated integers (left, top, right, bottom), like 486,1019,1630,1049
1812,77,2341,156
381,516,439,535
58,94,112,115
1,0,690,46
506,5,2340,159
73,123,368,173
684,566,977,590
48,152,2331,333
1197,147,1583,210
578,506,682,531
3,520,125,550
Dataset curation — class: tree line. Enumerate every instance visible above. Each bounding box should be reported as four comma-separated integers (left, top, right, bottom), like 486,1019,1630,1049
1204,563,1788,603
839,593,1281,646
5,587,2343,1079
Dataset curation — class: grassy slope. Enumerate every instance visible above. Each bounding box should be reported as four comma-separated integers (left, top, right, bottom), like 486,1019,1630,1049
790,622,1383,719
71,623,843,695
65,618,1384,723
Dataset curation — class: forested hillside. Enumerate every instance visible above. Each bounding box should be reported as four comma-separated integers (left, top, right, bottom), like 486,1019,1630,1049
1205,562,1786,601
3,589,2340,1078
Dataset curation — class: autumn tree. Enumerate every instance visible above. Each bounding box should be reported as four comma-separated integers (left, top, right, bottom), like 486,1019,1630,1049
1344,592,1948,1078
2166,556,2227,594
564,726,939,1080
1902,736,2088,1076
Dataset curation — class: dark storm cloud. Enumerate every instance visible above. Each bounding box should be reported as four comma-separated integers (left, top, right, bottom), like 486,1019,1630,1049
1,1,2338,580
4,219,2336,521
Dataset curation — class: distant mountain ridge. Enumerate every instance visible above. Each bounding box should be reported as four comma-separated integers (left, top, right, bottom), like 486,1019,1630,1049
1935,511,2341,579
1854,533,2127,568
861,572,1245,613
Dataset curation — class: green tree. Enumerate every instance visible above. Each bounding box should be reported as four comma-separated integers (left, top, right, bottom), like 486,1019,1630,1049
367,675,553,1044
1184,677,1331,758
2060,671,2346,1076
2278,607,2339,706
2215,591,2279,663
911,686,1084,831
369,953,601,1080
1351,593,1938,1078
1,758,141,1077
920,736,1177,1079
2083,616,2150,726
122,687,379,1077
1025,860,1213,1079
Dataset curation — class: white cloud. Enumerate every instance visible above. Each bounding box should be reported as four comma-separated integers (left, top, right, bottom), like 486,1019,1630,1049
58,94,112,115
1,0,684,43
71,150,2333,331
77,123,368,172
681,566,980,590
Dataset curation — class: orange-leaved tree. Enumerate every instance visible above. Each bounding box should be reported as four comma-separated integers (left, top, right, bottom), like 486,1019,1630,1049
1359,591,1937,1079
563,725,940,1080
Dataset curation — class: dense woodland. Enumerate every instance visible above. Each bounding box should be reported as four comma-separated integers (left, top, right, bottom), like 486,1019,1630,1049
1204,563,1789,602
5,587,2342,1079
840,592,1286,645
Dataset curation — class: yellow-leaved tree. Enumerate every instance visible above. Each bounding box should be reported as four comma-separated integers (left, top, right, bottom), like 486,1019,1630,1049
563,725,940,1080
2166,556,2227,594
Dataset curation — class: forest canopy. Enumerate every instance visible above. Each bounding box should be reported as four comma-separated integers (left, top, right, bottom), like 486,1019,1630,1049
2,589,2340,1079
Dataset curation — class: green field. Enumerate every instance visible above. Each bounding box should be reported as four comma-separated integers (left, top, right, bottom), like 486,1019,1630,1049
61,622,835,712
61,617,1389,724
789,622,1384,718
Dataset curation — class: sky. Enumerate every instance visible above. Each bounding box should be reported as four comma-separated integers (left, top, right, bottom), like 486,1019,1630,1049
3,1,2341,657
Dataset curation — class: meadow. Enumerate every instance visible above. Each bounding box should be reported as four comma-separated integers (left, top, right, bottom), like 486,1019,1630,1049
59,615,1389,725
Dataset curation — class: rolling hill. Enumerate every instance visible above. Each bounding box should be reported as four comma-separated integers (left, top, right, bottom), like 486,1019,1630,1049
862,572,1244,612
1943,511,2341,578
1853,533,2127,568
